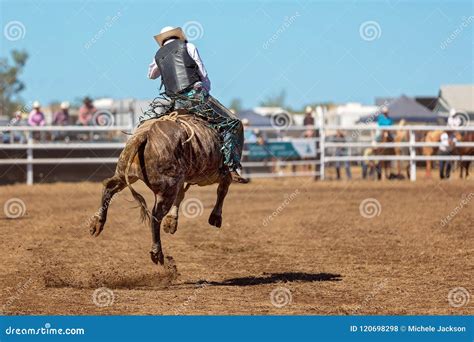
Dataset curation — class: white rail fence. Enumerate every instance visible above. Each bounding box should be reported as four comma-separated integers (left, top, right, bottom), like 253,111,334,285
0,125,131,184
1,122,474,184
321,123,474,181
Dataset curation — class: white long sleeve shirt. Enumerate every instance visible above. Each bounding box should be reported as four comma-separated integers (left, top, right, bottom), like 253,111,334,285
148,39,211,92
447,115,461,127
439,132,457,152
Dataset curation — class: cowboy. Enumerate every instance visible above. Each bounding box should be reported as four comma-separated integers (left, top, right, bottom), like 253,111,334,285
334,130,352,180
303,106,315,138
303,106,315,126
242,119,257,143
447,108,462,128
438,129,457,179
375,106,393,142
52,101,71,141
142,26,247,183
52,101,70,126
78,97,97,126
28,101,46,126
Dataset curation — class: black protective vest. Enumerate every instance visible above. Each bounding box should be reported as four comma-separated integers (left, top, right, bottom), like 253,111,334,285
155,40,202,96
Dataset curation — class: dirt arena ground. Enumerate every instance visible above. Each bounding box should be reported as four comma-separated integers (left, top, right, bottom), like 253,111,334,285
0,178,472,315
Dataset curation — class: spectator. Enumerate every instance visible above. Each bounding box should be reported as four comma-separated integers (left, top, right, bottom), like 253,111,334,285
52,101,70,126
361,147,376,180
2,111,26,143
28,101,46,126
256,130,265,146
254,130,277,172
438,130,457,179
447,108,461,128
12,110,26,126
377,106,393,126
303,106,315,126
376,106,393,142
334,130,352,180
303,106,316,138
78,97,96,126
242,119,257,143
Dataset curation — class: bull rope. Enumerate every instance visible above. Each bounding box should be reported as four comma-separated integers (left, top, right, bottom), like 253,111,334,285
155,110,195,144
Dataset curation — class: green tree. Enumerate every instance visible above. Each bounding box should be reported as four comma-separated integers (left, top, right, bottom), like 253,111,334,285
0,50,29,117
229,98,243,112
259,89,286,108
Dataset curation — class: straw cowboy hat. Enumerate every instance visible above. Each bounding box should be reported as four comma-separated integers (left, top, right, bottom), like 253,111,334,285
154,26,186,46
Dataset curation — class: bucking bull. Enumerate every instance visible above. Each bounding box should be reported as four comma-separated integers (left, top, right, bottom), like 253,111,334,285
89,110,241,265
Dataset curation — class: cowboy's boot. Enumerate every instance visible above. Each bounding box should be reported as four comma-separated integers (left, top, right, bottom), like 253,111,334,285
230,169,249,184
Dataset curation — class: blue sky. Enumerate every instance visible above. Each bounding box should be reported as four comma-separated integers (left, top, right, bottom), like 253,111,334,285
1,0,472,109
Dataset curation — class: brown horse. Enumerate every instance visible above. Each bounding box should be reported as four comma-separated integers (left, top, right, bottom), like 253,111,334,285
423,130,468,178
373,131,395,180
423,130,442,178
393,123,410,179
89,111,240,265
457,131,474,178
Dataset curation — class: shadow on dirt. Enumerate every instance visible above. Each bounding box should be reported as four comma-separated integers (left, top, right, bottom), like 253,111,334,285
189,272,342,287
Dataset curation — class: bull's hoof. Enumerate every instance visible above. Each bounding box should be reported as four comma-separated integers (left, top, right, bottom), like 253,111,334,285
150,248,164,265
89,215,103,237
208,213,222,228
162,215,178,234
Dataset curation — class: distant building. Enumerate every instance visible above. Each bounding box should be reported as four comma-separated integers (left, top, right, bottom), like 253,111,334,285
252,106,289,117
434,84,474,124
362,95,438,124
414,97,438,111
325,102,378,127
376,96,438,112
236,110,272,126
249,106,301,126
93,97,151,126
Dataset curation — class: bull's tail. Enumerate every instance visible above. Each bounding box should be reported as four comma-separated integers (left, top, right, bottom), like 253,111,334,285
124,133,151,223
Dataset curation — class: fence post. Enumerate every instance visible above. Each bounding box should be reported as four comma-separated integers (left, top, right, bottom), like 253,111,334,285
26,131,33,185
317,106,325,180
409,129,416,182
